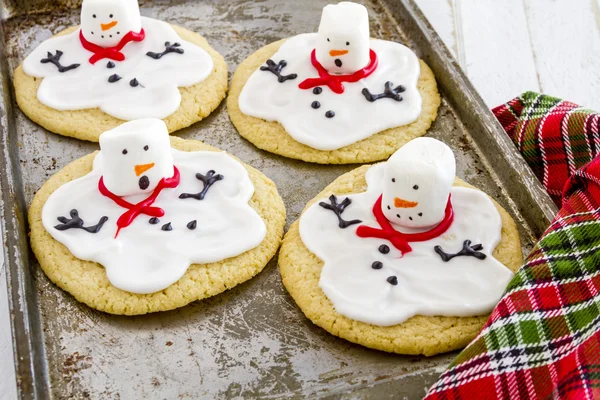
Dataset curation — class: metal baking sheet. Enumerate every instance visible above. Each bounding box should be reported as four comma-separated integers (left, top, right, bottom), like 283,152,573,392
0,0,557,398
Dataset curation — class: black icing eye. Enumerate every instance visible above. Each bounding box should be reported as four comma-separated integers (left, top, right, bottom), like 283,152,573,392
327,38,330,42
91,31,94,34
93,14,96,18
387,205,390,210
143,145,149,151
391,178,395,183
396,214,401,218
413,185,419,190
109,14,114,18
346,41,350,45
122,149,128,155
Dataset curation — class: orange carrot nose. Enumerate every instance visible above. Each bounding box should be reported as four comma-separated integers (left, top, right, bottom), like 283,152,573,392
134,163,154,176
329,49,349,57
101,20,118,31
394,197,419,208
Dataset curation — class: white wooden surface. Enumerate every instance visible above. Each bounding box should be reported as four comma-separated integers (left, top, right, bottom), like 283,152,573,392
1,1,599,398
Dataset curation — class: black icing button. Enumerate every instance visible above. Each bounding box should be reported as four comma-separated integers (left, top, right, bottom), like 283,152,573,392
325,110,335,118
130,78,139,87
187,220,197,230
378,244,390,254
371,261,383,270
387,276,398,285
313,87,322,95
108,74,121,83
161,222,172,231
107,61,115,68
149,217,160,225
311,101,320,109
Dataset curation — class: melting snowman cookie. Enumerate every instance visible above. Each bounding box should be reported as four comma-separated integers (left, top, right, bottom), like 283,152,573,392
15,0,227,140
236,2,424,152
39,119,268,295
290,138,518,329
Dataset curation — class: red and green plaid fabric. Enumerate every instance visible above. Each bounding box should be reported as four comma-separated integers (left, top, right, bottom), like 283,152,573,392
425,94,600,400
492,91,600,206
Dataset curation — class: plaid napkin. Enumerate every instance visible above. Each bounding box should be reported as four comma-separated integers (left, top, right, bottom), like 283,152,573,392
493,91,599,206
425,93,600,399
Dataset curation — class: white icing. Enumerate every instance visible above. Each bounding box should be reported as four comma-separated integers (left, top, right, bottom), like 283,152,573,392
316,2,370,74
22,17,213,121
382,137,456,228
238,33,422,151
42,148,266,295
299,162,514,326
80,0,142,48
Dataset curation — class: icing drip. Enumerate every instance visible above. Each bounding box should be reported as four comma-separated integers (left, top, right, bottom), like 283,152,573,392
386,276,398,285
260,59,298,83
54,209,108,233
40,51,80,73
318,195,362,229
434,240,487,262
146,41,184,60
186,220,197,230
362,81,405,102
179,170,224,201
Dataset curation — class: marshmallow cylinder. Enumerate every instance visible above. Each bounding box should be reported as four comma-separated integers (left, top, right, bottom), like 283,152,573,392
381,137,456,228
315,2,370,75
80,0,142,48
98,119,174,197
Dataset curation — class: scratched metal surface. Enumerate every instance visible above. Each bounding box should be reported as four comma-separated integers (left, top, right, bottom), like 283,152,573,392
0,0,557,398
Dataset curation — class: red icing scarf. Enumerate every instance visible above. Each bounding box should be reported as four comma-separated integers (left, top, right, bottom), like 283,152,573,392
98,166,180,238
356,195,454,254
298,49,378,94
79,29,146,65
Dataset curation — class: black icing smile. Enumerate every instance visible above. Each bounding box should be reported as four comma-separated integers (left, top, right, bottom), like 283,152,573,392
334,58,342,67
139,175,150,190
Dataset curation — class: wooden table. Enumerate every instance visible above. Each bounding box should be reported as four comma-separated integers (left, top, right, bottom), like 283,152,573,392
1,1,599,397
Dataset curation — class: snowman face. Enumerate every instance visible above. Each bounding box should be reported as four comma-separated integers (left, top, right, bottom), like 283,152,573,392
80,0,142,48
381,137,456,229
315,2,370,75
99,119,174,197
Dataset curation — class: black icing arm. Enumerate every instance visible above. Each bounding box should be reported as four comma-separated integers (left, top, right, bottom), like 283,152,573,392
260,59,298,83
41,50,80,73
362,81,405,102
434,240,487,262
179,170,224,201
319,195,362,229
54,209,108,233
146,42,184,60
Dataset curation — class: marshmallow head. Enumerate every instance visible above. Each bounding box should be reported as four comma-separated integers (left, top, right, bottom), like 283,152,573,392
381,138,456,229
316,2,370,75
99,119,174,197
80,0,141,48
